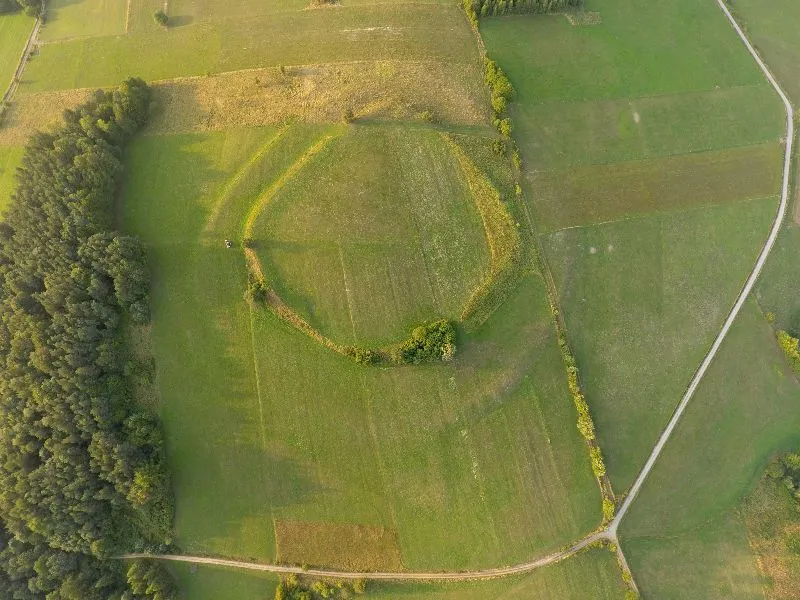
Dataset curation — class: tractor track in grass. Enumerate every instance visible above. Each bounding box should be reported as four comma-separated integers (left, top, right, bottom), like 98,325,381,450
123,0,794,589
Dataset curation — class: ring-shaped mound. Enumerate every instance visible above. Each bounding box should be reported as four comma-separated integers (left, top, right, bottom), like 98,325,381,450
247,124,519,350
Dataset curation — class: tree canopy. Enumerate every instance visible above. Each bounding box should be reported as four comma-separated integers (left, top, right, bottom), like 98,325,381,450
0,78,175,599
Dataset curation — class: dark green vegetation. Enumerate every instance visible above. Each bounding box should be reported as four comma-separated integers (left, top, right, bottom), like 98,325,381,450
398,319,457,364
0,81,176,598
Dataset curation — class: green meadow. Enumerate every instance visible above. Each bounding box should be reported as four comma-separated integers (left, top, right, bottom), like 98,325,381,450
119,121,601,571
482,0,785,493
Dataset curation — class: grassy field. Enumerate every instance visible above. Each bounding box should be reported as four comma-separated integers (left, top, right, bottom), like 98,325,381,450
0,11,32,94
532,142,783,230
38,0,127,41
120,123,601,571
22,4,478,93
544,196,780,493
619,300,800,598
253,125,491,346
165,547,625,600
482,0,785,494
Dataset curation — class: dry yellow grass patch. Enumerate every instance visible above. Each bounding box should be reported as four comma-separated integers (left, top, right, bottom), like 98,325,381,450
274,519,404,571
0,60,486,145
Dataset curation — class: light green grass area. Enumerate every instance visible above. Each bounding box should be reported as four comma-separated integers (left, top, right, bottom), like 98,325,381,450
254,125,491,346
517,84,783,170
0,11,32,93
0,146,22,216
532,142,783,230
620,300,800,598
544,196,780,491
39,0,127,41
165,547,625,600
120,125,600,571
479,0,765,103
22,4,478,92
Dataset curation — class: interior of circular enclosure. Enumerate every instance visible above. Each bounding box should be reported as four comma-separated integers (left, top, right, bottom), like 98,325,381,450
251,125,492,347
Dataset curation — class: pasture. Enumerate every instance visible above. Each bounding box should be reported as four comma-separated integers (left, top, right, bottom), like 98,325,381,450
620,300,800,598
119,122,601,571
532,142,783,230
0,11,32,94
544,196,779,492
482,0,785,493
22,3,479,93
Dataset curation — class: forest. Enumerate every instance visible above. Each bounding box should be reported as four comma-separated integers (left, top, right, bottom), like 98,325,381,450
0,79,175,598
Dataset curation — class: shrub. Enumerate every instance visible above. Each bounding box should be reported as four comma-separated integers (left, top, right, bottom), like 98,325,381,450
602,497,615,522
777,330,800,373
418,109,435,123
153,9,168,27
398,319,457,364
342,108,355,123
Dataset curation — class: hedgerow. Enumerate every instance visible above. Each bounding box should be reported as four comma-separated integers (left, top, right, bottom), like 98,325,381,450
0,79,176,598
777,330,800,374
464,0,580,19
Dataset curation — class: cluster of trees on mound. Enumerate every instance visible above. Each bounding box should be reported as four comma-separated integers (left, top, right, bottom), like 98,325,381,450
0,79,176,598
398,319,457,364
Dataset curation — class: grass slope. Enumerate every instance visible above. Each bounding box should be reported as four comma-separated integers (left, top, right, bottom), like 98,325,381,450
120,125,600,571
620,300,800,598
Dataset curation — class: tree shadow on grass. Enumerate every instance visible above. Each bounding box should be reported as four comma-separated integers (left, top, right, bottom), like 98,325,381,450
169,15,194,28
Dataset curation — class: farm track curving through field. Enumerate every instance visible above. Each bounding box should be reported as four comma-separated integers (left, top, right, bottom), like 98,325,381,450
125,0,795,588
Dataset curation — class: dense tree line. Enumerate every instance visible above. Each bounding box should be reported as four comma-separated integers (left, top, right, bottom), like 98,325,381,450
0,79,175,597
0,0,40,16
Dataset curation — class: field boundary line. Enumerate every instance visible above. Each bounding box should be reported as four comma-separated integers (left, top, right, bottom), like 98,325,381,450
609,0,795,534
2,13,41,106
